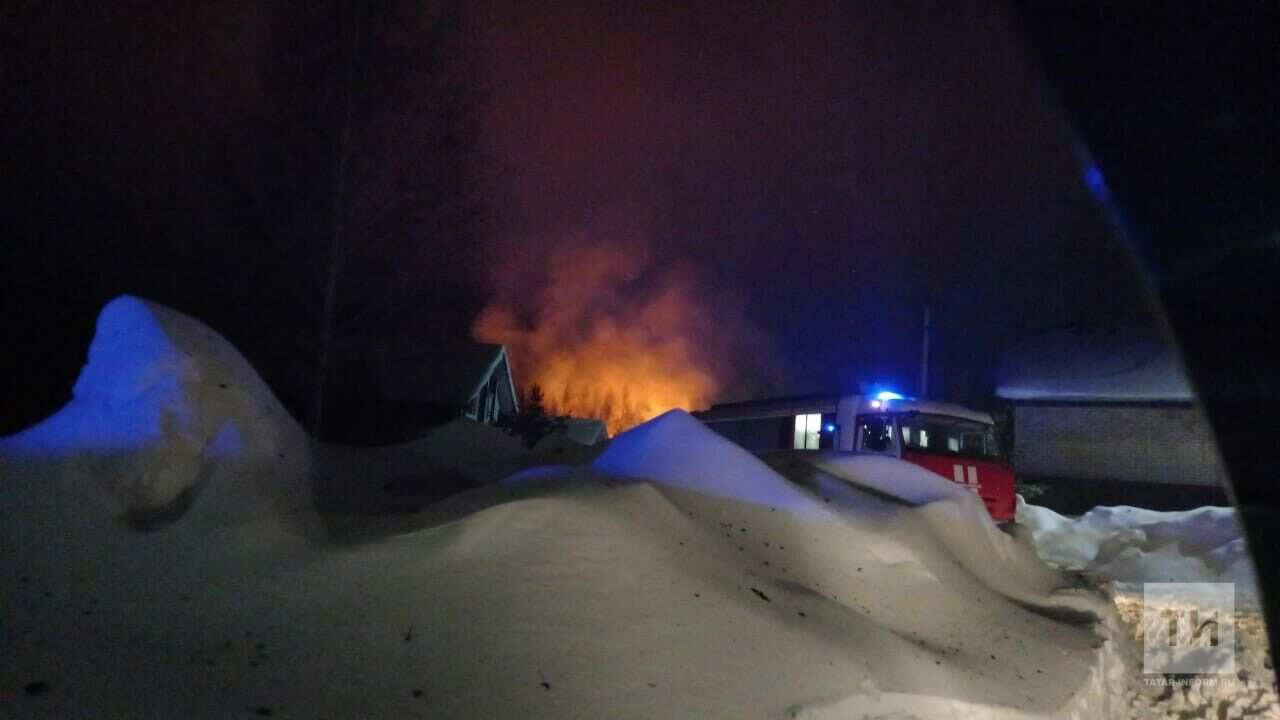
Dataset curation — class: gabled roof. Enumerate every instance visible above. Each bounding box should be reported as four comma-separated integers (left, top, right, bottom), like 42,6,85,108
379,342,517,408
996,326,1194,402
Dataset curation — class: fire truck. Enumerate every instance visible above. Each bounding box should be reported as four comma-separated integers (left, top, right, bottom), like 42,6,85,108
695,391,1017,521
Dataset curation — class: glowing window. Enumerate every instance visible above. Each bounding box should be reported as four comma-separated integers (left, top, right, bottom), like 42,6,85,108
793,413,822,449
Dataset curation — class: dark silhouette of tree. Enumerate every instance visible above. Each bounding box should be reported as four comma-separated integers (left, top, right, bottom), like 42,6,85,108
496,385,569,448
267,0,482,439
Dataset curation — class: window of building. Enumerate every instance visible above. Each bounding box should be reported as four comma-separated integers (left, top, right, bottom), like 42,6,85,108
793,413,822,449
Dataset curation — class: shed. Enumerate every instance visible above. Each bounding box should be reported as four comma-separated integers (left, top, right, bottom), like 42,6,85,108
996,326,1228,510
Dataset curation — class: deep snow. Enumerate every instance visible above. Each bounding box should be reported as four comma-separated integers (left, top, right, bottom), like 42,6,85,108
1015,500,1277,718
1,297,1134,718
1017,497,1260,602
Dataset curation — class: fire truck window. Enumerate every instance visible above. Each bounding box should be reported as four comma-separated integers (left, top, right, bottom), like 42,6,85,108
961,432,986,455
899,413,1000,460
857,415,893,452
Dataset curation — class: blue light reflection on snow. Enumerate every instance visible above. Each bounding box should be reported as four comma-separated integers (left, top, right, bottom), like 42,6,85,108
0,296,186,456
205,423,245,459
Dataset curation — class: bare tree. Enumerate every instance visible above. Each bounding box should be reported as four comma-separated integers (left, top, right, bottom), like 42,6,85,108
268,0,481,439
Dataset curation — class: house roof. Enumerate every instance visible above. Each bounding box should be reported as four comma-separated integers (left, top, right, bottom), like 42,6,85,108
996,326,1194,402
561,417,609,445
379,342,516,407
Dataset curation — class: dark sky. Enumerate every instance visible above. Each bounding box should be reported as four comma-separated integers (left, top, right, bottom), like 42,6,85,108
1,0,1159,433
468,0,1155,410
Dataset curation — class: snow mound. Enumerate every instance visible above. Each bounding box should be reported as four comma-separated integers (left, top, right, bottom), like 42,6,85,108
2,398,1128,718
315,419,536,515
403,417,532,482
592,409,825,513
0,295,308,529
770,453,1100,614
1017,497,1259,601
809,452,973,505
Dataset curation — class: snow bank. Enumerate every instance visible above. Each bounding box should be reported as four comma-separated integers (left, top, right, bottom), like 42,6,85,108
777,453,1106,615
592,409,827,514
0,295,310,529
1017,497,1259,601
2,357,1128,718
809,452,974,504
315,419,536,514
402,417,531,482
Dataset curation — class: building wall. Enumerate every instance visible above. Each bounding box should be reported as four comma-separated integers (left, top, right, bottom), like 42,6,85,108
704,417,792,452
1012,403,1228,487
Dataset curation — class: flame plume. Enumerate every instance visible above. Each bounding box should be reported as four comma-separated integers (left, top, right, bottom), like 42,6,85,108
473,243,738,435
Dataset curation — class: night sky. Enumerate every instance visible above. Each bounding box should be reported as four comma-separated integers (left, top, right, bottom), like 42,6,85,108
1,0,1157,434
468,0,1153,412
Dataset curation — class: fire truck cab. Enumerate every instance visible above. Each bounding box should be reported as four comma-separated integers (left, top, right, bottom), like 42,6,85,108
834,392,1016,521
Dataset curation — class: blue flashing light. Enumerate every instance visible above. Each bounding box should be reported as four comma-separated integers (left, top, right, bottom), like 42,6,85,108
1082,162,1112,204
824,423,836,433
875,391,904,401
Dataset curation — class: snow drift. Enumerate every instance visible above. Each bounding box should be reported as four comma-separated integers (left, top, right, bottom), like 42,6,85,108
592,409,827,513
315,418,540,515
1017,497,1259,602
2,298,1129,718
0,295,310,530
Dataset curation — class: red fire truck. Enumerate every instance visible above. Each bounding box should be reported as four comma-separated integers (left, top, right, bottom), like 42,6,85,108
697,390,1017,521
837,392,1016,521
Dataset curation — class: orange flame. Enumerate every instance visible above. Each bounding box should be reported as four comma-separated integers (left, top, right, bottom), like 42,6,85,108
473,243,732,435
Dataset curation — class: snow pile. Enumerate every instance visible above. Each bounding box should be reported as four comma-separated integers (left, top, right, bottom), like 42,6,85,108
1,305,1131,719
581,412,1123,716
592,409,827,514
809,452,975,504
402,417,532,482
316,419,536,514
771,452,1104,615
1017,497,1259,601
0,295,309,529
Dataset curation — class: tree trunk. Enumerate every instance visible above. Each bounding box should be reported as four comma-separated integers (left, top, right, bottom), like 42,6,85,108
310,0,356,441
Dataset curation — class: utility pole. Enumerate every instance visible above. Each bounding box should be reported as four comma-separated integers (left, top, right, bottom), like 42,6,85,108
919,304,931,398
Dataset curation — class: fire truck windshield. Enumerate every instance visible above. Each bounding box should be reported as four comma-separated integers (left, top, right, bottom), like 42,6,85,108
898,413,1001,460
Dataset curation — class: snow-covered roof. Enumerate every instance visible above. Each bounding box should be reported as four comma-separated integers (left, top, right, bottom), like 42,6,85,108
561,417,608,445
996,326,1194,402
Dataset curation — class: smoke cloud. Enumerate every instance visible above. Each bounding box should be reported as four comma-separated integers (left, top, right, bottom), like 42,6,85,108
474,238,767,433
